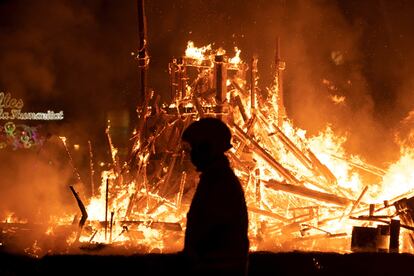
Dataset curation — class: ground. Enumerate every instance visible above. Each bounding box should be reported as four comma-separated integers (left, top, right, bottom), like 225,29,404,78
1,251,413,275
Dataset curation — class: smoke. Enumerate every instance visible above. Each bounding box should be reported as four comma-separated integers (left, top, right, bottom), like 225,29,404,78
0,0,140,225
282,0,414,164
2,0,409,166
144,0,414,165
1,0,414,223
0,137,75,223
272,0,391,163
0,0,139,141
226,0,403,164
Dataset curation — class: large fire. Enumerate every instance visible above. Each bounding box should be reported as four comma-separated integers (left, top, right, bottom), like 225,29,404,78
2,41,414,256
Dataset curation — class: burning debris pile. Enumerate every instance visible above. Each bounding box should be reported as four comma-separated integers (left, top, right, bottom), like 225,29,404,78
75,41,414,254
3,41,414,256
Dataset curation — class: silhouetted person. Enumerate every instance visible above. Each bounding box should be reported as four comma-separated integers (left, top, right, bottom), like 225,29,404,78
181,117,249,275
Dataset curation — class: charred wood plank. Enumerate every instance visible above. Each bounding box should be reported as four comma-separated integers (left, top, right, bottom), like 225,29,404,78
233,124,301,185
329,154,386,177
233,94,248,122
306,149,338,185
248,206,290,222
234,115,257,156
264,179,352,206
347,186,369,216
69,185,88,242
231,80,249,97
267,122,313,171
121,220,182,231
250,56,258,112
193,96,205,118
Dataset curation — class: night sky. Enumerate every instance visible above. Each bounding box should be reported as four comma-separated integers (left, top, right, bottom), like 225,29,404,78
1,0,414,164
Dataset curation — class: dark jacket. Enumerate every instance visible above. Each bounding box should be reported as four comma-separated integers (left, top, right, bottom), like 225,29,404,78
184,155,249,274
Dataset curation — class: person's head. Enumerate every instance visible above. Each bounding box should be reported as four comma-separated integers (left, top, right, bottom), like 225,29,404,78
181,117,232,171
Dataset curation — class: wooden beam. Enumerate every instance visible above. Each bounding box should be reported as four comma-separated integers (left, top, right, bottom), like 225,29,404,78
264,179,352,206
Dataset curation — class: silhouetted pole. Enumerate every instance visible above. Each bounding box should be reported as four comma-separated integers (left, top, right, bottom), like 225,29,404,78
128,0,149,167
137,0,148,106
109,211,114,243
105,178,109,241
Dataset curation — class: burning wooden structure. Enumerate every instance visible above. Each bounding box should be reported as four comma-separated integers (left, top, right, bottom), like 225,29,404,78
2,0,414,254
2,38,414,256
48,40,412,254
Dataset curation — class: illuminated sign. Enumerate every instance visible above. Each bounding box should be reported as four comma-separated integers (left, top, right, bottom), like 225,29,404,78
0,121,44,150
0,92,64,121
